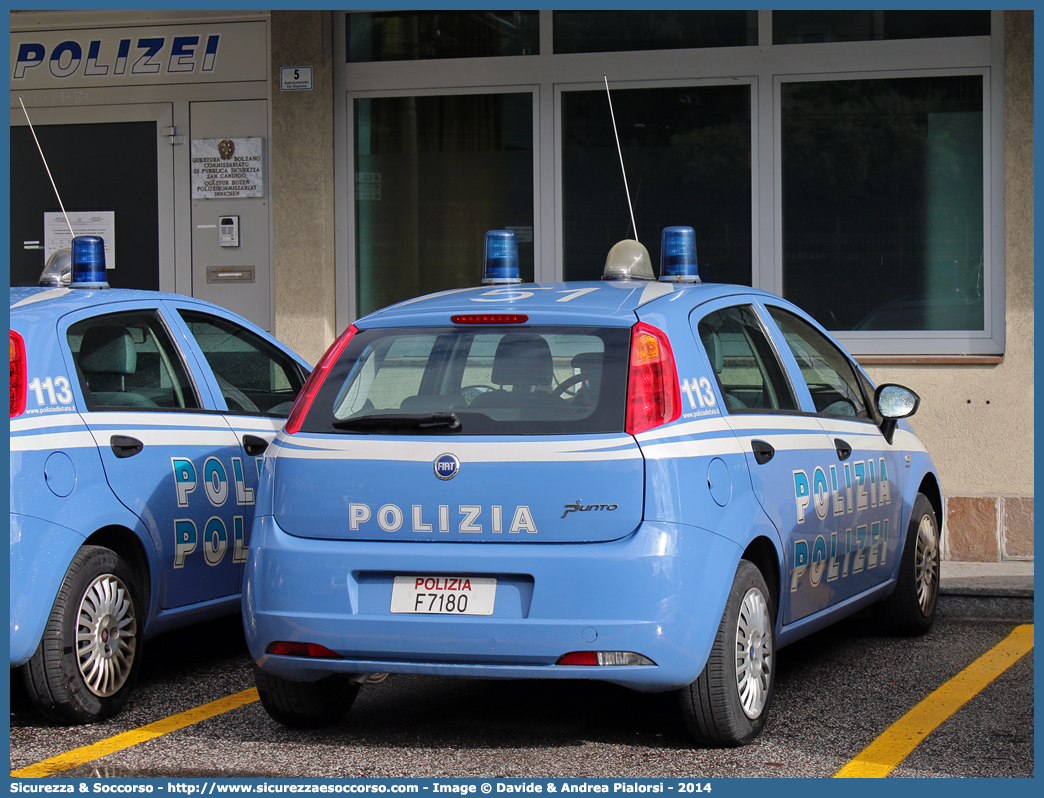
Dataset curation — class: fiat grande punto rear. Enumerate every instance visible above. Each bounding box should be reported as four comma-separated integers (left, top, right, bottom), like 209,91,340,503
244,229,942,746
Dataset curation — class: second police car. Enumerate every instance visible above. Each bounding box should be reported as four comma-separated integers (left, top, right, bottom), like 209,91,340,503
243,228,942,746
10,237,310,723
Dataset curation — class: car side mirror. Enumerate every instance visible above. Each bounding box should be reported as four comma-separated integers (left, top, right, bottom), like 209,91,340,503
875,384,920,444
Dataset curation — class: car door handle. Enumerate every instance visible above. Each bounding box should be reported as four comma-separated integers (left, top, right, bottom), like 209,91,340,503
110,435,144,459
750,439,775,465
243,434,269,457
834,438,852,461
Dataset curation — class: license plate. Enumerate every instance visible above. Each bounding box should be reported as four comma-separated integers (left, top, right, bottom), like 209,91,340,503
390,575,496,615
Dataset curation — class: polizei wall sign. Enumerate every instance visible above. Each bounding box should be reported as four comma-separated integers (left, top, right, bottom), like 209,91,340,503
191,138,264,198
10,21,268,88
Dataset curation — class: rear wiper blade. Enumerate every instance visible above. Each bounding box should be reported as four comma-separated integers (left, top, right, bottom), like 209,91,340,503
332,412,462,432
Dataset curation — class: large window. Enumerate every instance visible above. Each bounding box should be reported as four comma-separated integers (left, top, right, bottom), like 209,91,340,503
561,84,751,284
781,75,985,333
354,93,534,317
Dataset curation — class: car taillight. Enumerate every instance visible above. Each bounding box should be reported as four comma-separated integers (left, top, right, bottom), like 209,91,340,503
284,324,358,435
625,322,681,435
10,331,26,418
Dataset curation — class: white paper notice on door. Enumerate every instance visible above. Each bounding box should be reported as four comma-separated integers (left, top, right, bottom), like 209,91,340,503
44,211,116,271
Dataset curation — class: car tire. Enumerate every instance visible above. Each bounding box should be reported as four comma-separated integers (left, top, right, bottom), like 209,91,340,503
254,665,359,728
678,559,775,747
22,545,142,724
874,493,940,636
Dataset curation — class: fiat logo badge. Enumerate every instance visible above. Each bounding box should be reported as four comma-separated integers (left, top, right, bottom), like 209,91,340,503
433,453,460,480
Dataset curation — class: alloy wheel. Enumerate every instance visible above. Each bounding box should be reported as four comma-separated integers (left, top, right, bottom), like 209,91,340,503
735,587,772,719
76,574,137,697
914,514,939,615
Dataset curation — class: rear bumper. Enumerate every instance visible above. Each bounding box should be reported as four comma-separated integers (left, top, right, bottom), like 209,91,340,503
243,515,741,692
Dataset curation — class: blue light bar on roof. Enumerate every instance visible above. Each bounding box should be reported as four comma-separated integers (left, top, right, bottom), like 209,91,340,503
482,230,521,284
70,235,109,289
659,226,700,283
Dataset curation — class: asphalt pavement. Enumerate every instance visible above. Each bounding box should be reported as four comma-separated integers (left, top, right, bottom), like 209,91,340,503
9,558,1032,779
938,559,1034,621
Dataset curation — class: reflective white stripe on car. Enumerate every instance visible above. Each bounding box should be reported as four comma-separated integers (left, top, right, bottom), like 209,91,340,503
9,430,97,451
84,412,236,429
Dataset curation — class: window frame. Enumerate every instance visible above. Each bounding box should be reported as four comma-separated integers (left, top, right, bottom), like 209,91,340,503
334,10,1005,358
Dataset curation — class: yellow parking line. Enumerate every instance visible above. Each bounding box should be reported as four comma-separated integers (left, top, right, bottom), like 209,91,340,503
834,624,1033,778
11,687,259,779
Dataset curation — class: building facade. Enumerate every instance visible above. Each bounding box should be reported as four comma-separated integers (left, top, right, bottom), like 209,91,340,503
9,9,1033,562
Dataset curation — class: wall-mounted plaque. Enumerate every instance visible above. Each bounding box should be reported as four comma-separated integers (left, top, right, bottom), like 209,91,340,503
191,137,264,198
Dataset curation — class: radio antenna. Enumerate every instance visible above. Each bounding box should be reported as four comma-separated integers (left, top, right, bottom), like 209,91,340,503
604,74,638,241
19,97,75,239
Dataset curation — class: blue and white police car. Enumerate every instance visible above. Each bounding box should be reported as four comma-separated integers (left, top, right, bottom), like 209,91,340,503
243,228,942,746
10,236,310,724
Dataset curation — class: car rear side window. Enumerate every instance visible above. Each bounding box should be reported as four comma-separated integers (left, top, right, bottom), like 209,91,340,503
697,305,798,413
68,311,199,411
301,326,629,435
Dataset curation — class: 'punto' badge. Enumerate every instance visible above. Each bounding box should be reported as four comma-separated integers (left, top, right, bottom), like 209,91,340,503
434,453,460,480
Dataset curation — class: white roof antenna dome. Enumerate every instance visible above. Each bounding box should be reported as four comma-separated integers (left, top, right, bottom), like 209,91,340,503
602,239,655,281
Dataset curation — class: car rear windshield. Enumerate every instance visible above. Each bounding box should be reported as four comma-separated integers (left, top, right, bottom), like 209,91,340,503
299,326,630,435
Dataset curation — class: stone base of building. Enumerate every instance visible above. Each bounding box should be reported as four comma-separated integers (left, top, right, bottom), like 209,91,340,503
943,496,1034,562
